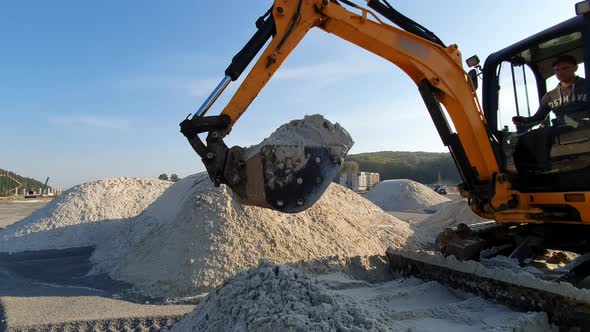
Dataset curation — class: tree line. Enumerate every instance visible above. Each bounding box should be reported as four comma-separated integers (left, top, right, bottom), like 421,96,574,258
160,151,460,187
0,168,48,197
340,151,461,184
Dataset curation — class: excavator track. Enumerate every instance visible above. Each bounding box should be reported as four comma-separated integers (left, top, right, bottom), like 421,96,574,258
387,248,590,329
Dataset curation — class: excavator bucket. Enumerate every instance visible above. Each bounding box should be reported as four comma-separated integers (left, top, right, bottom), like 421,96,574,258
181,114,353,214
223,144,345,213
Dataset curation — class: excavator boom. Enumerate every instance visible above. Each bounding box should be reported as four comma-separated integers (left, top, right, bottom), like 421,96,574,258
181,1,590,327
181,0,590,224
180,0,506,214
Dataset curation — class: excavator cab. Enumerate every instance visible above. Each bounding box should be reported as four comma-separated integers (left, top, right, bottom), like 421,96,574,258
479,15,590,196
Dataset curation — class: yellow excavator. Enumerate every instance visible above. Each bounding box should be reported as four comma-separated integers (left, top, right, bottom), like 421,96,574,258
181,0,590,325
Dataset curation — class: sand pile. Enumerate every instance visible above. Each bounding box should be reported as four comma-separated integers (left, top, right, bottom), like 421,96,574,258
0,178,172,252
171,261,554,331
364,179,450,212
244,114,353,158
412,199,491,245
90,173,413,299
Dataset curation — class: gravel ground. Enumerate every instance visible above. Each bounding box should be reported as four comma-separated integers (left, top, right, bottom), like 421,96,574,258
0,201,194,330
0,246,195,330
0,200,48,229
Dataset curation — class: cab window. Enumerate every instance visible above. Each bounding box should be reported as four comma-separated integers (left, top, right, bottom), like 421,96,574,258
497,61,539,133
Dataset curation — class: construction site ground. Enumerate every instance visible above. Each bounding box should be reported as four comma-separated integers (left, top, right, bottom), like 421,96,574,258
0,200,194,331
387,192,461,222
0,200,48,229
1,189,529,331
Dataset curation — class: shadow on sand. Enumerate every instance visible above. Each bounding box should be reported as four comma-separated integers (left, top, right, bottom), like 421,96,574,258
0,245,158,303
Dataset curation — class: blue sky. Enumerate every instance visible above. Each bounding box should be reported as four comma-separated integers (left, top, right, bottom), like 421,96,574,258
0,1,579,188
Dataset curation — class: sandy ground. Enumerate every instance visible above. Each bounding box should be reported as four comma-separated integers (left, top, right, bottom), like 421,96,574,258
364,179,450,213
388,192,462,224
173,262,554,331
2,186,542,331
0,200,48,229
444,192,462,201
0,246,195,330
388,211,430,223
0,200,194,330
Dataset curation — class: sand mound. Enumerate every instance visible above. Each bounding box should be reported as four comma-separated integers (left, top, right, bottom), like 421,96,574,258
172,261,554,331
413,199,491,245
0,178,172,252
90,173,413,299
244,114,353,158
364,179,450,212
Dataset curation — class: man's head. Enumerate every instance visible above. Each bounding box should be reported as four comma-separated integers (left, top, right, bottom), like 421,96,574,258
552,55,578,83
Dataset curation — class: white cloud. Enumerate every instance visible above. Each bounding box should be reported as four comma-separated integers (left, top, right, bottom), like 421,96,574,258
113,54,387,99
117,60,384,99
184,60,383,98
274,59,384,82
49,115,129,130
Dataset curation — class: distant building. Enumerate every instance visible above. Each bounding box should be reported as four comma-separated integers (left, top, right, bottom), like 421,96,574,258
339,171,380,192
357,172,367,191
369,172,380,188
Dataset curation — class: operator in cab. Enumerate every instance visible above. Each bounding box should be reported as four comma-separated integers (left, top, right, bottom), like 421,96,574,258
513,55,587,127
512,55,588,175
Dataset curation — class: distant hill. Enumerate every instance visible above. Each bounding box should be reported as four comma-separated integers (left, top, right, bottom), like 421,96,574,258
344,151,460,185
0,168,49,196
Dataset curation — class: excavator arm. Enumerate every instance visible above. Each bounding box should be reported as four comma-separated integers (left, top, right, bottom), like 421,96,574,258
179,4,590,323
180,0,505,214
